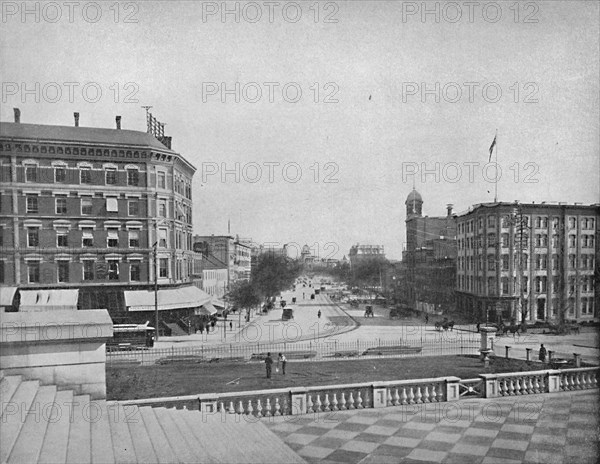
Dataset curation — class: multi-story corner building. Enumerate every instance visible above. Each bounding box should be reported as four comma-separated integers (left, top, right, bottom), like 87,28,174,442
402,189,457,314
0,110,209,327
455,201,599,324
193,235,252,287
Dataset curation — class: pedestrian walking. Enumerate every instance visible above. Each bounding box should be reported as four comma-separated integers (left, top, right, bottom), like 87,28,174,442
317,310,321,319
229,321,233,331
277,353,287,375
538,344,547,363
265,352,273,379
425,314,429,324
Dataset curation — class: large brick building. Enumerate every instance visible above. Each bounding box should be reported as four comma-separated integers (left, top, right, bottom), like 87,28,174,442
455,201,599,324
0,110,210,328
402,189,457,314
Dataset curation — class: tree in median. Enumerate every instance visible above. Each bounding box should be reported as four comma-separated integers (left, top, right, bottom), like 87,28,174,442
251,252,300,302
228,280,262,316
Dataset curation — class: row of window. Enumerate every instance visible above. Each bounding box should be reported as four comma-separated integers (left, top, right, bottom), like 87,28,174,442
458,216,596,235
24,164,145,186
23,260,156,283
457,275,595,297
458,233,595,250
24,194,192,223
457,253,595,271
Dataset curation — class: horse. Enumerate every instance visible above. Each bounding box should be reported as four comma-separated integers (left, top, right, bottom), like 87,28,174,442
442,320,455,331
501,324,520,337
364,306,374,318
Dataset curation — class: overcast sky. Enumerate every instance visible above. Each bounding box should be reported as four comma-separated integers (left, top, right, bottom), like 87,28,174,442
1,0,598,259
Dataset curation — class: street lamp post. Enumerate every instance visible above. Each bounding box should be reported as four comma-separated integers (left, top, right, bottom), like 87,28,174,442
154,242,159,341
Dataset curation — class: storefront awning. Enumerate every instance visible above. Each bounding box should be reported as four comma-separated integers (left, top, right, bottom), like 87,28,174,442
19,289,79,311
0,287,18,307
124,286,212,312
211,299,225,309
195,302,217,316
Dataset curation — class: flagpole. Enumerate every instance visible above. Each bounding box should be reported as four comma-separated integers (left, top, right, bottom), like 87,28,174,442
494,129,498,202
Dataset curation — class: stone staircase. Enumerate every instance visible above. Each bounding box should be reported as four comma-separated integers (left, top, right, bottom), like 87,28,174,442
163,321,189,337
0,373,305,464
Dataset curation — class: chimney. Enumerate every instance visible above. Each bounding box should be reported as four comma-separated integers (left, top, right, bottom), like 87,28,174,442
116,116,121,130
74,112,79,127
13,108,20,123
447,204,454,216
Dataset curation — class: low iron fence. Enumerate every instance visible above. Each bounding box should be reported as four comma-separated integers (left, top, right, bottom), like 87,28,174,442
106,335,481,366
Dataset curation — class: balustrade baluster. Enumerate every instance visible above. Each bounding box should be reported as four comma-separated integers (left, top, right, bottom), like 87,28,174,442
393,388,400,406
323,394,331,411
514,378,522,395
407,387,415,404
247,400,254,415
400,387,408,405
228,401,236,414
526,377,533,394
331,394,338,411
356,391,364,409
429,385,436,403
274,398,281,415
561,374,568,391
348,392,355,409
423,386,430,403
256,399,263,417
570,373,576,390
265,398,272,416
315,395,322,412
237,401,244,414
386,389,393,407
219,401,225,413
436,383,444,401
307,394,314,413
339,392,347,410
415,386,423,403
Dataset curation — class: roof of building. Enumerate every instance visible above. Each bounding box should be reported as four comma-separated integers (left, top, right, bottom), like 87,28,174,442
457,201,600,217
406,188,423,204
0,122,174,152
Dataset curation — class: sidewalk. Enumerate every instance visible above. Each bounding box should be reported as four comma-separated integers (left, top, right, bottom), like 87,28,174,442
154,291,358,349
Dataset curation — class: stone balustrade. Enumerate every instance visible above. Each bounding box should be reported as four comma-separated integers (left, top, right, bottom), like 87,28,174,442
118,367,599,416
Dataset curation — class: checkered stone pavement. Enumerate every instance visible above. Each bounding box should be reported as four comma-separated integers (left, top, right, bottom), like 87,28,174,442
264,390,599,464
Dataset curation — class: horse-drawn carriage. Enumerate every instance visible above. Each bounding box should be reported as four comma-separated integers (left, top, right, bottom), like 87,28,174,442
434,318,455,331
364,305,374,318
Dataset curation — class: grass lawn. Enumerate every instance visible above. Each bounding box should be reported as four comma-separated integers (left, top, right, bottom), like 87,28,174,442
106,355,546,401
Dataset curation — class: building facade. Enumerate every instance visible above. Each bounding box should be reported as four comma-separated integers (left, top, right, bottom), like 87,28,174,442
0,111,207,327
348,244,386,267
455,202,599,324
193,235,252,287
402,189,457,314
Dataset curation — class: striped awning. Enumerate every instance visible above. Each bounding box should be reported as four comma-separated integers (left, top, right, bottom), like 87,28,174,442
19,289,79,311
124,286,212,312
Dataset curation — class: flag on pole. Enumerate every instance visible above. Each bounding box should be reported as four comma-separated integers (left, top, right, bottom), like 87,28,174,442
488,135,497,162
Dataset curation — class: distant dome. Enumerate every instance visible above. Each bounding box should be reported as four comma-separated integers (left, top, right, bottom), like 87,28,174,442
405,189,423,204
302,244,311,253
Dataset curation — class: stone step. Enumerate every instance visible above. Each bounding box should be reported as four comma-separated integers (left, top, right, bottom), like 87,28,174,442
66,394,91,464
0,379,40,463
7,385,57,464
90,399,115,464
0,375,22,417
138,406,178,463
168,408,214,463
153,407,198,463
38,389,74,464
108,402,137,464
126,405,159,464
178,410,225,463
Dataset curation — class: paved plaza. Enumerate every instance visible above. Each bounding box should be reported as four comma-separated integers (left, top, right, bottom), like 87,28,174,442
265,389,599,464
